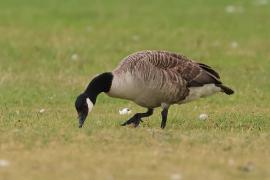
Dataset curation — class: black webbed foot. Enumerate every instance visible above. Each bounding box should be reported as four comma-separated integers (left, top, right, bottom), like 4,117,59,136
121,114,142,127
121,108,154,128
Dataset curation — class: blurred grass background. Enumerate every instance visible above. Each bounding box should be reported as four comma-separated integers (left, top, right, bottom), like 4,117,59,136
0,0,270,179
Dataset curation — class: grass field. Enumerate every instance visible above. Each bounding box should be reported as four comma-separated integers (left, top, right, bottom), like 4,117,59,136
0,0,270,179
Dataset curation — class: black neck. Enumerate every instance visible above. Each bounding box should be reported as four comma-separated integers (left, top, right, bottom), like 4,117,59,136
84,72,113,104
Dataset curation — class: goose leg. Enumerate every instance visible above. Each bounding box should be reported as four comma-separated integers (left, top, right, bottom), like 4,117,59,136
121,108,153,127
161,104,170,129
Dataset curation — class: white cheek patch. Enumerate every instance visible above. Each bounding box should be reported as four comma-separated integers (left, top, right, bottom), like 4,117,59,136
86,98,94,113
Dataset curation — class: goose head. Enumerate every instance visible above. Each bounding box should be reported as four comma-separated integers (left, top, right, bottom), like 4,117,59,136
75,72,113,128
75,93,94,128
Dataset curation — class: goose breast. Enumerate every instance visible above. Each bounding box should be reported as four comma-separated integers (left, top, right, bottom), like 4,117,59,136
107,55,188,107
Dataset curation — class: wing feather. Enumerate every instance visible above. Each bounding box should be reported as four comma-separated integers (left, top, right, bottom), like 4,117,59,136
115,50,222,88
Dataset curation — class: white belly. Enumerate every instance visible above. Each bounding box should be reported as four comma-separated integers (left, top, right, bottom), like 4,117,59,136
180,84,221,103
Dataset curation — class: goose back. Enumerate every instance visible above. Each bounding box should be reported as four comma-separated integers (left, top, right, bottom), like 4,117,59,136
108,50,222,108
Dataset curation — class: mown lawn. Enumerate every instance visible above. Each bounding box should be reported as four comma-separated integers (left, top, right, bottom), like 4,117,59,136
0,0,270,179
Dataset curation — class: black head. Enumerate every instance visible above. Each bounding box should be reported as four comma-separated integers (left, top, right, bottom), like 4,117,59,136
75,72,113,128
75,93,93,128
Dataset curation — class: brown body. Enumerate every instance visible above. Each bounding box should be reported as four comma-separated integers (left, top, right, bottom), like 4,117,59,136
107,50,232,108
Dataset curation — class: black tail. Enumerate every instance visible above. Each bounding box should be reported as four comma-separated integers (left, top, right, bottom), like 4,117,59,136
216,84,234,95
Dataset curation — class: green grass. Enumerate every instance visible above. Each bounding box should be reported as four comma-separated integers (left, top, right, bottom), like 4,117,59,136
0,0,270,179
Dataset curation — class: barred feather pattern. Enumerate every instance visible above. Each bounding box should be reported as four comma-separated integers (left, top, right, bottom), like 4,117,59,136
110,50,221,107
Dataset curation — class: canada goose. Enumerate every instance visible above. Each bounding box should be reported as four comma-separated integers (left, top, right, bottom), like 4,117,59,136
75,50,234,129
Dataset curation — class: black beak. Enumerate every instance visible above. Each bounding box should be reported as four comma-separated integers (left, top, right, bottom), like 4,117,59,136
78,112,87,128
